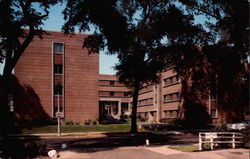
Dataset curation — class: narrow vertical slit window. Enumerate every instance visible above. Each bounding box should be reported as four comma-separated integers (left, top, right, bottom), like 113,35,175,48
54,84,63,95
53,43,64,54
54,64,63,74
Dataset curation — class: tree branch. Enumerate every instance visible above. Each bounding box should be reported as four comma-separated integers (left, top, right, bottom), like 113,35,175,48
182,2,222,21
10,1,36,70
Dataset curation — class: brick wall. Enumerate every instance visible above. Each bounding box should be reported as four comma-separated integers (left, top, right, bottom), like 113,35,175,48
15,31,99,122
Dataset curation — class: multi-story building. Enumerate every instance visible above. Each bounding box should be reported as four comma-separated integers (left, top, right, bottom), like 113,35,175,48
99,74,131,119
136,69,183,123
14,30,99,122
12,30,247,124
136,68,219,123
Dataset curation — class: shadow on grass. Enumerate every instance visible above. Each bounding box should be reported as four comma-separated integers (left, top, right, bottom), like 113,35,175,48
1,76,53,158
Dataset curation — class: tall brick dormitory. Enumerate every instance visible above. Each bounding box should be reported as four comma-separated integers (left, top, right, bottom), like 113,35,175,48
10,30,249,124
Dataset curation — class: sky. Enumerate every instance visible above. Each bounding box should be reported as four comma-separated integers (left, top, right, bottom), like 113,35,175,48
40,3,118,75
40,2,210,75
0,2,217,75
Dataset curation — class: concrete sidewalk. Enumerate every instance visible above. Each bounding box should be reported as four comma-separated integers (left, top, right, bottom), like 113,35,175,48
57,146,249,159
144,146,249,159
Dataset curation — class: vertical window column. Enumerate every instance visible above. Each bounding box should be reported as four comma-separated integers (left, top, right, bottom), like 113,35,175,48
52,43,65,117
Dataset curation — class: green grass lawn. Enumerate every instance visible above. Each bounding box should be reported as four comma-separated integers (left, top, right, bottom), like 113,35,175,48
168,145,199,152
22,124,131,134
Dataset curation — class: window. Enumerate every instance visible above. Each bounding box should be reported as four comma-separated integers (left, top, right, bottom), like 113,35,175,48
164,75,179,86
165,111,170,118
169,77,173,84
138,98,153,106
210,88,216,101
110,91,114,96
165,110,178,118
113,105,118,115
110,81,115,86
211,109,217,118
54,84,63,95
164,92,179,102
54,64,63,74
176,76,179,82
124,92,129,97
53,43,63,54
121,103,129,112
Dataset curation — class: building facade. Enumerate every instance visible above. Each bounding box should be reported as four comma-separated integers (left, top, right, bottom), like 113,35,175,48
14,31,99,122
13,30,247,124
136,69,218,123
99,74,131,119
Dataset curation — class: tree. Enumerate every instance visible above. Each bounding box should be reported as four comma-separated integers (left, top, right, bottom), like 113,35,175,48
173,0,249,122
63,0,210,132
0,0,59,156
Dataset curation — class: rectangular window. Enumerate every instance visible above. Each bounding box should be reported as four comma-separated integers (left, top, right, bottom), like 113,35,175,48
110,91,114,96
53,43,63,54
164,92,179,102
54,84,63,95
110,81,115,86
170,111,173,118
121,103,129,112
54,64,63,74
124,92,129,97
166,79,171,85
164,75,179,86
176,76,179,83
210,88,216,101
211,109,217,118
113,105,118,115
165,110,178,118
165,111,170,118
169,77,173,84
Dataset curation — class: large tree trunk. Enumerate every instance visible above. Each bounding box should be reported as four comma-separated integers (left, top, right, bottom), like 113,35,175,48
130,81,140,133
0,75,12,156
0,48,14,156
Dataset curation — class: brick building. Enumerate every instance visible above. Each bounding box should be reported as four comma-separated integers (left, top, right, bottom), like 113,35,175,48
14,31,99,122
99,74,131,119
136,69,183,123
136,69,215,123
13,30,247,124
101,69,219,124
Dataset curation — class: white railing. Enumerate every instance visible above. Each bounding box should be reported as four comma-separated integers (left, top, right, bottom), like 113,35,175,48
199,132,242,150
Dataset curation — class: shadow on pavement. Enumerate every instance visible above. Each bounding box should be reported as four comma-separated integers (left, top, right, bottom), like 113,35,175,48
43,132,198,154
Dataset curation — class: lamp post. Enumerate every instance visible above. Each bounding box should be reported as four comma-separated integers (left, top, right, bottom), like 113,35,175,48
56,94,61,136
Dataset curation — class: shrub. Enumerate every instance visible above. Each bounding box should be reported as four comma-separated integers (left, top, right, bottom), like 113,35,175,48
141,124,168,131
202,143,211,151
64,120,74,125
159,118,169,123
74,122,81,125
212,120,227,132
119,114,128,123
84,119,92,125
92,120,98,125
139,117,148,122
83,119,98,125
168,118,183,129
241,125,250,148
